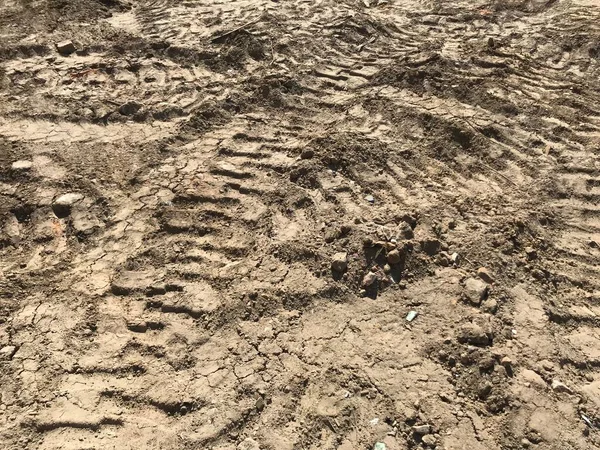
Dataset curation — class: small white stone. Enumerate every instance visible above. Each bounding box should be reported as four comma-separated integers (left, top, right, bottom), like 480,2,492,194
11,160,33,171
54,192,84,206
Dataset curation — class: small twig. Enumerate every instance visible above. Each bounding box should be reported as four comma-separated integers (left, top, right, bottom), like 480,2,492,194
481,162,520,188
210,18,261,43
269,37,275,66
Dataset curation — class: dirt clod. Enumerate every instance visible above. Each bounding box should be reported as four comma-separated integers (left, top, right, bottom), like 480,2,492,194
458,323,492,346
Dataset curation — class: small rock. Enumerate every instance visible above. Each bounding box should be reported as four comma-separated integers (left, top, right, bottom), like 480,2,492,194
0,345,16,360
365,194,375,203
119,101,142,116
237,438,260,450
331,252,348,272
362,271,377,287
464,277,489,306
421,239,441,256
373,442,386,450
422,435,436,447
457,323,491,346
481,298,498,314
398,221,414,239
387,249,402,265
501,357,513,369
412,424,432,435
52,192,84,218
406,311,418,322
551,380,573,394
126,321,148,333
383,264,391,274
450,252,460,264
478,381,493,399
403,406,418,422
521,369,546,388
521,438,531,448
477,267,494,284
300,149,314,159
588,240,599,249
56,40,77,55
11,160,33,171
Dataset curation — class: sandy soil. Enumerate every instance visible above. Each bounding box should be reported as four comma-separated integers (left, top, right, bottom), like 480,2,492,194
1,0,599,449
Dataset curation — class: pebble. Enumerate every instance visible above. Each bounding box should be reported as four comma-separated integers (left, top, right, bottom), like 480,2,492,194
11,160,33,171
300,149,314,159
412,424,432,435
119,101,142,116
422,435,436,447
373,443,386,450
331,252,348,272
398,221,414,239
365,194,375,203
237,438,260,450
481,299,498,314
56,40,77,55
406,311,418,322
477,267,494,284
522,369,546,388
463,278,489,306
362,271,377,287
403,407,418,422
551,380,573,394
52,192,84,217
457,323,491,346
501,357,513,369
387,249,402,265
0,345,16,360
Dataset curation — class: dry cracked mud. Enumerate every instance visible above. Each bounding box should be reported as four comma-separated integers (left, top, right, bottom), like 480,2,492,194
1,0,600,449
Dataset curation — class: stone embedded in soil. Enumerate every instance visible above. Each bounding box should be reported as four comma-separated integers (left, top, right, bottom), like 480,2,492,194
126,321,148,333
464,277,489,306
521,369,546,388
477,267,494,284
422,435,437,447
387,249,402,264
52,192,84,217
300,149,314,159
412,424,432,435
398,221,414,239
365,194,375,203
56,40,76,55
0,345,16,360
237,438,260,450
119,101,143,116
421,239,441,256
11,160,33,171
551,380,573,394
481,298,498,314
457,323,491,346
362,271,377,287
331,252,348,272
373,443,386,450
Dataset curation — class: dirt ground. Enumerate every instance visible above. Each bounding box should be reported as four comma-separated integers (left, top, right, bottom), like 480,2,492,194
0,0,599,449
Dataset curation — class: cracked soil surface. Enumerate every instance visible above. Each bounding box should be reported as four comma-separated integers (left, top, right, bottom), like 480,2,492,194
1,0,600,449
